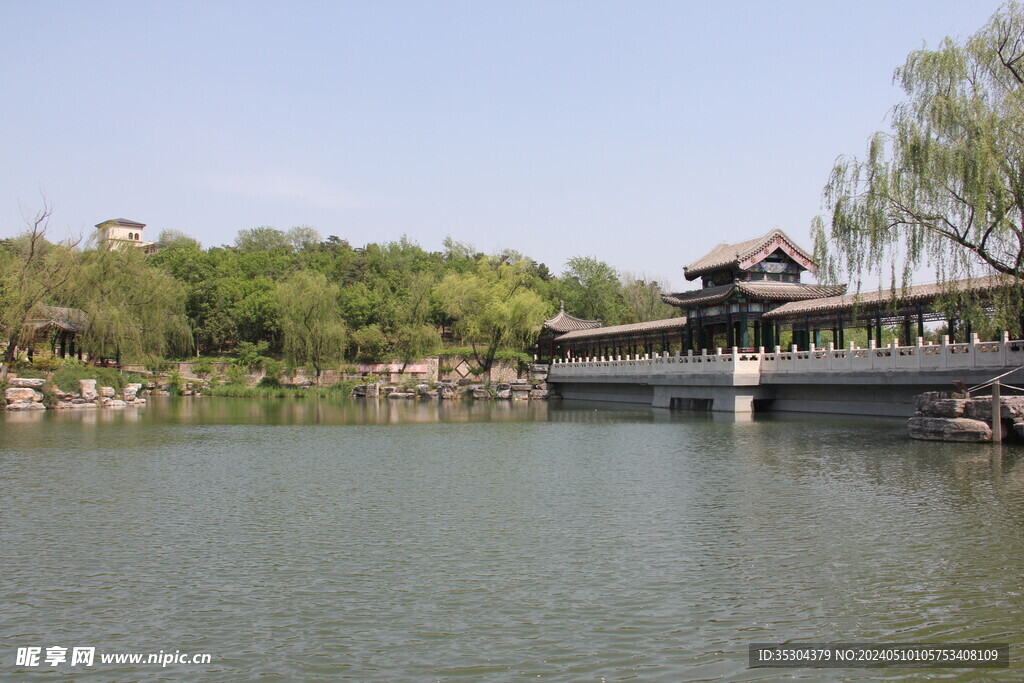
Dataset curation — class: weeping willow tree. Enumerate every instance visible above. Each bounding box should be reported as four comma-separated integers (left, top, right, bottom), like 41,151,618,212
275,271,347,381
813,2,1024,331
74,246,192,363
0,204,80,362
435,256,550,372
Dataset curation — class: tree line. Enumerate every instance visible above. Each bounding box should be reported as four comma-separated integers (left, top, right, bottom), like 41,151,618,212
0,209,677,372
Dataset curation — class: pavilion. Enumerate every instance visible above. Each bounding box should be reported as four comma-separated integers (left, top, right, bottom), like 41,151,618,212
539,229,1019,362
660,228,846,350
23,305,88,359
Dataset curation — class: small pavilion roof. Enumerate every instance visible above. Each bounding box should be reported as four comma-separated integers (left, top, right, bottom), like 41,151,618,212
24,305,88,334
555,316,688,342
663,281,846,308
762,275,1010,320
683,228,816,281
543,304,602,334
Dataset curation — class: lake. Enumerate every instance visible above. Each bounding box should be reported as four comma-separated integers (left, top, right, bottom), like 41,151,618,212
2,397,1022,680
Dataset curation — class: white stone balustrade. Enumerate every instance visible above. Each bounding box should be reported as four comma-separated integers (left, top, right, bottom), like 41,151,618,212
549,335,1024,381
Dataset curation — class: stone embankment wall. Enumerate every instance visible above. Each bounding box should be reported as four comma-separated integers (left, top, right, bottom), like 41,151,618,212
168,356,522,385
353,365,551,401
4,378,148,411
908,391,1024,442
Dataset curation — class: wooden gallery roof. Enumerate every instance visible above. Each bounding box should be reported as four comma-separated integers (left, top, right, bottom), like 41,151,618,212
542,305,603,334
555,316,688,343
662,281,845,308
762,275,1011,320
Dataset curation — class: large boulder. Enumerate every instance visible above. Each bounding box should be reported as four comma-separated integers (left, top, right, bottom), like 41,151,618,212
5,387,40,403
6,401,45,411
530,389,549,399
964,396,1024,421
438,385,457,399
914,392,966,417
908,416,992,442
352,383,380,398
386,392,415,399
472,387,491,399
79,379,97,401
927,399,966,417
123,383,142,401
9,377,45,388
99,386,116,398
496,389,512,399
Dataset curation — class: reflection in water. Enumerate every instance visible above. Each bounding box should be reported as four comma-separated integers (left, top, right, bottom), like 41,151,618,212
1,397,1022,680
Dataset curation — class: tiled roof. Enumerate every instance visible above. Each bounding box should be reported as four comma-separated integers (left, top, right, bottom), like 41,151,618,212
762,275,1009,319
555,316,688,342
25,305,88,333
95,218,146,228
543,304,602,333
661,284,734,307
736,281,846,301
662,281,846,308
683,228,815,280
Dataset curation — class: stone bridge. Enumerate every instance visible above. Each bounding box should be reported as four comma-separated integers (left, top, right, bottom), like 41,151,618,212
547,334,1024,416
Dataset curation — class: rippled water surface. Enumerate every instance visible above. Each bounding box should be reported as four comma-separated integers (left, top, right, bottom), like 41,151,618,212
3,397,1024,680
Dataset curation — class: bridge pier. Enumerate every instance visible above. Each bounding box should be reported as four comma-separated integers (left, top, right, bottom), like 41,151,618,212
650,385,760,412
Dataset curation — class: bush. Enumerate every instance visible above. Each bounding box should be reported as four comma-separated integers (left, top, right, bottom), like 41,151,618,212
225,363,249,386
28,356,63,372
263,358,285,382
191,358,214,377
167,370,185,395
12,367,47,379
258,375,281,388
40,386,60,409
123,373,146,386
145,356,171,373
52,361,126,394
235,341,270,371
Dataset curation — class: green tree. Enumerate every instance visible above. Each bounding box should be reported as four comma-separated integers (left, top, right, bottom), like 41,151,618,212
814,2,1024,327
390,271,441,367
620,273,677,323
74,246,192,362
435,257,550,372
349,324,389,363
558,256,627,325
235,226,290,253
0,204,80,362
286,225,321,251
275,271,347,382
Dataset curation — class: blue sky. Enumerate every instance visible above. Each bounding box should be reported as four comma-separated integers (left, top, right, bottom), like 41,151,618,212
0,0,1005,290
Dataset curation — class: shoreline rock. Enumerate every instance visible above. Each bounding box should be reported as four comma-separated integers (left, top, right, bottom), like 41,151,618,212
910,391,1023,443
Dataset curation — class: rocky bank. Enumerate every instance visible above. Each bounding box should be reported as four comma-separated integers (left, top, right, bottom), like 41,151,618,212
4,378,147,411
908,391,1024,443
352,365,553,401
